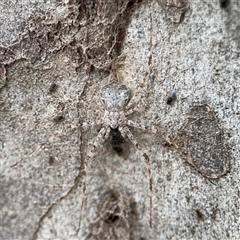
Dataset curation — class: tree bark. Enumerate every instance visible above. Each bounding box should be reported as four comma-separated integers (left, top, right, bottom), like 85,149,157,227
1,0,239,239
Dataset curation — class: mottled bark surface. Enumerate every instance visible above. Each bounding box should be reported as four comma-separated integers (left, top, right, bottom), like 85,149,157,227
1,0,239,239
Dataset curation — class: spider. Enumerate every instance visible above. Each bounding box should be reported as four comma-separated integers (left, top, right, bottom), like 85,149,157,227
79,74,174,229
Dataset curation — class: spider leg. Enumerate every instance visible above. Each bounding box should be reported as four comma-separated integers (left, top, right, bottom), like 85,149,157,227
82,119,104,130
79,98,104,130
82,82,105,111
126,120,214,178
125,95,149,116
80,98,103,115
120,126,153,228
109,50,129,83
127,119,173,146
80,45,104,112
80,126,110,227
10,123,80,167
126,14,153,112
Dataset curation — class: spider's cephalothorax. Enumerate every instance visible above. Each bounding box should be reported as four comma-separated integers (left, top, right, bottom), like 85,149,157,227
108,127,125,154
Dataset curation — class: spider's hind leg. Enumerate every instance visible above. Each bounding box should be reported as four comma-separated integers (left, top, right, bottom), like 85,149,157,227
120,126,153,228
127,119,173,146
80,126,110,227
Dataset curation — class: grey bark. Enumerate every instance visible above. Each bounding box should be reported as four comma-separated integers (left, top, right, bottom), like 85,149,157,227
0,0,239,239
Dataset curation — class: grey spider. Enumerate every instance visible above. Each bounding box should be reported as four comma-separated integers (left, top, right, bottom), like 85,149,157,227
80,79,173,228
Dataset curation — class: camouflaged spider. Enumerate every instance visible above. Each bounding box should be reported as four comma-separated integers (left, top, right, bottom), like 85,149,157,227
79,17,170,228
80,80,153,225
80,76,173,228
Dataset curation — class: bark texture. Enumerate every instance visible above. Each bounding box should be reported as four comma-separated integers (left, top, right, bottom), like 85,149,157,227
1,0,239,239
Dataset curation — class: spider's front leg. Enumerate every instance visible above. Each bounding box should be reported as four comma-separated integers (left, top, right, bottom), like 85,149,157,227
81,119,103,130
125,14,153,116
79,98,103,116
80,126,110,226
119,126,153,228
125,94,150,116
